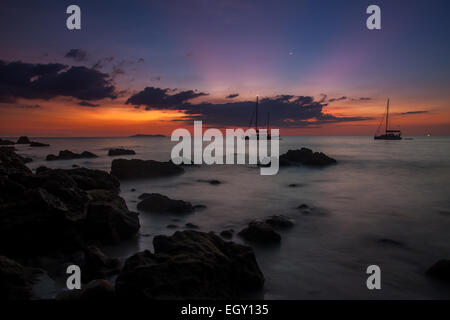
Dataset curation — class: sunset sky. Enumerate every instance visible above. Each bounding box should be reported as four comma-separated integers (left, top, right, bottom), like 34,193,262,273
1,0,449,137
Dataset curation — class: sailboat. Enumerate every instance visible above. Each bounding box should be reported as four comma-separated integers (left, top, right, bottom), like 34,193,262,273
374,99,402,140
245,96,271,140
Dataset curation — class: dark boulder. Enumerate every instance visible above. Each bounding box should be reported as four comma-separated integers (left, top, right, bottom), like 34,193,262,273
85,190,140,244
46,150,98,161
238,221,281,244
0,149,139,258
279,148,337,166
57,279,115,300
115,230,264,299
0,256,32,300
29,141,50,147
83,246,122,282
108,148,136,156
220,229,234,239
137,193,194,214
426,260,450,282
16,136,30,144
264,215,295,228
111,159,184,180
185,222,199,229
197,179,221,185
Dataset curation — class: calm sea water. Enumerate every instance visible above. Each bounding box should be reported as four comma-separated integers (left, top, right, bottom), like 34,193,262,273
13,136,450,299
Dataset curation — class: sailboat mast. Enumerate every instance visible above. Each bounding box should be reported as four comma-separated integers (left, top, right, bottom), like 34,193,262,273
385,98,390,133
267,112,270,131
255,96,259,131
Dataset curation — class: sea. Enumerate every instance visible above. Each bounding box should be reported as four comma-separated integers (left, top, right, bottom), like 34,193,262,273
11,135,450,299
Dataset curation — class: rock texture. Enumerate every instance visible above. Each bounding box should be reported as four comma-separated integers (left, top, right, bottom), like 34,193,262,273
238,221,281,244
46,150,98,161
137,193,194,214
0,255,33,300
108,148,136,156
111,159,184,180
279,148,337,166
115,230,264,299
0,149,139,258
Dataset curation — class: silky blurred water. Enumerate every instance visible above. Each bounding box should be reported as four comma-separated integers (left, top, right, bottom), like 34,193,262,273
14,135,450,299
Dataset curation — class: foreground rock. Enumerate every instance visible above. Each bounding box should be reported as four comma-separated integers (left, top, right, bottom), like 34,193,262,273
16,136,30,144
115,230,264,299
264,215,295,228
238,221,281,244
279,148,337,166
111,159,184,180
0,256,33,300
46,150,98,161
0,149,139,258
108,148,136,156
426,260,450,282
30,141,50,147
137,193,194,214
57,279,115,300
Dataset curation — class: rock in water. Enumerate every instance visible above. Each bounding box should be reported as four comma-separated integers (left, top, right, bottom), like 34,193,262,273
0,149,139,257
115,230,264,299
16,136,30,144
108,148,136,156
264,215,295,228
426,260,450,282
29,141,50,147
137,193,194,214
279,148,337,166
238,221,281,244
111,159,184,180
46,150,98,161
0,256,32,300
0,139,15,146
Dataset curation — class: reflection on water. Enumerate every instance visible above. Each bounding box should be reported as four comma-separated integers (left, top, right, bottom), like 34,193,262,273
17,135,450,299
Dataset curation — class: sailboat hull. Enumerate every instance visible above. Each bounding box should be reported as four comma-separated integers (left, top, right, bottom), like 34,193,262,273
374,134,402,140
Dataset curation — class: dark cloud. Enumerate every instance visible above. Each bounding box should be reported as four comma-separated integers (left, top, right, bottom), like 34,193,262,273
129,87,371,128
92,56,115,70
126,87,208,109
328,96,347,103
0,60,116,102
78,101,100,107
65,49,88,62
226,93,239,99
400,110,428,115
358,97,372,101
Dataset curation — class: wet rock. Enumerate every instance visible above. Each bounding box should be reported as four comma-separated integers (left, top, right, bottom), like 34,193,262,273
193,204,207,210
220,229,234,239
0,256,32,300
131,188,136,192
0,139,15,146
108,148,136,156
166,224,178,229
57,280,115,300
377,238,405,247
16,136,30,144
185,223,199,229
85,190,140,244
29,141,50,147
137,193,194,214
83,246,122,282
297,203,309,210
72,164,79,168
0,149,139,258
426,260,450,282
197,179,221,185
279,148,337,166
264,215,294,228
238,221,281,244
111,158,184,180
46,150,98,161
115,231,264,299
